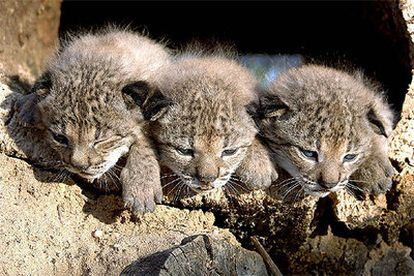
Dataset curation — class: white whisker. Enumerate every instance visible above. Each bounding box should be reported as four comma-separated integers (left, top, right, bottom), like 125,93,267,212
161,173,178,179
227,180,250,192
346,182,364,192
162,178,181,189
167,180,182,198
348,179,371,184
282,182,299,201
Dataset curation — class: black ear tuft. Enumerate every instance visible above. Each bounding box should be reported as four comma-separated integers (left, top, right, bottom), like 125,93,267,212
258,93,290,120
367,108,388,138
30,72,52,95
15,72,52,127
142,90,173,121
246,100,259,119
121,81,173,121
121,81,151,108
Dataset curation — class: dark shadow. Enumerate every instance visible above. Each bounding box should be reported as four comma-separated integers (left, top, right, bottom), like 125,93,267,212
60,1,412,115
81,193,126,225
399,220,414,259
310,194,381,246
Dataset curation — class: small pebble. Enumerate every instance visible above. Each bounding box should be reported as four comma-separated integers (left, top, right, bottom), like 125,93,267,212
92,229,103,239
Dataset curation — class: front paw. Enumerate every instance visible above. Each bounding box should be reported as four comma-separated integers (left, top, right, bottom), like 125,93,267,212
237,164,278,190
370,160,394,195
351,159,394,195
121,172,163,214
253,166,278,190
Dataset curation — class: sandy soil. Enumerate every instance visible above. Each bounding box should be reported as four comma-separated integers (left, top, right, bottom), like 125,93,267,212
0,151,238,275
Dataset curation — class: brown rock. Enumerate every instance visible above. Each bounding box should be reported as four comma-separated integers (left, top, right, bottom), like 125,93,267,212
0,0,61,81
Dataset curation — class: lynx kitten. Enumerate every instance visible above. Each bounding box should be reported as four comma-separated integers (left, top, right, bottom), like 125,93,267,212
123,54,278,195
15,28,170,212
256,65,394,197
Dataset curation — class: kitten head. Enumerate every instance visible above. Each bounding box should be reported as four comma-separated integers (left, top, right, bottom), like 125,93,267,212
22,60,141,181
256,65,393,197
125,57,258,192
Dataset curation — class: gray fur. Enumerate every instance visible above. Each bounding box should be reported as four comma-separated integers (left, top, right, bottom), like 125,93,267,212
17,28,171,213
144,54,278,193
257,64,394,197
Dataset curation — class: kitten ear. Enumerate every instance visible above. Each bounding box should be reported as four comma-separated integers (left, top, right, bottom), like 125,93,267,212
122,81,173,121
30,72,52,95
257,93,290,120
14,72,51,127
367,102,394,138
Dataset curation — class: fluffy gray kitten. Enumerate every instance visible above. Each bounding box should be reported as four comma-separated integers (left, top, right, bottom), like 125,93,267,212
15,28,171,213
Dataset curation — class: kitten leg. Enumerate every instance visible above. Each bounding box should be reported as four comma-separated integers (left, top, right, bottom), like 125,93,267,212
350,137,394,195
121,136,162,213
235,137,278,190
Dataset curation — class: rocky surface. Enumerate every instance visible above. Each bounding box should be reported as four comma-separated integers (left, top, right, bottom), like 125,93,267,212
291,230,414,275
0,0,61,81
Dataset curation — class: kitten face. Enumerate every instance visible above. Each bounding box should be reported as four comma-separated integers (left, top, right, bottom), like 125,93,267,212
265,116,371,197
154,100,256,192
42,113,134,180
264,105,370,196
129,56,261,193
34,66,139,181
257,65,391,197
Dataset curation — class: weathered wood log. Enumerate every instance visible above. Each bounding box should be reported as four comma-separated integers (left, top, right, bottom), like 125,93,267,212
121,234,269,276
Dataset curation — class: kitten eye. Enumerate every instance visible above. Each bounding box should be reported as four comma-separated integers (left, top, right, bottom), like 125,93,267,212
300,149,318,161
222,148,238,157
176,147,194,156
343,153,358,162
51,132,69,146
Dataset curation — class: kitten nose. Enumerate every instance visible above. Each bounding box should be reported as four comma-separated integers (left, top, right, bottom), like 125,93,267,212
71,150,89,171
72,162,89,171
199,175,216,183
319,180,338,189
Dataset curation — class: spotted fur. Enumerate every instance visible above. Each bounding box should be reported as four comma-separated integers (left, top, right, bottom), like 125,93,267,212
17,28,171,212
257,65,394,197
143,55,278,193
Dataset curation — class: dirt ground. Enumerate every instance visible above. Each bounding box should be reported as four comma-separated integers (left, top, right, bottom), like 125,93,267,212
0,150,239,275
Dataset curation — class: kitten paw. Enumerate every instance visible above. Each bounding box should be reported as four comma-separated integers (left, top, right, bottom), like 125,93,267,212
368,162,394,195
369,177,393,195
123,183,163,214
351,159,394,195
251,167,278,189
237,164,278,190
236,137,278,190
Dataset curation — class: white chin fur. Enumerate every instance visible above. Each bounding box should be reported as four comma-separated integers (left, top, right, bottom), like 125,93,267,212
69,145,129,181
185,176,230,191
102,145,129,172
304,189,330,198
212,178,229,189
304,181,347,198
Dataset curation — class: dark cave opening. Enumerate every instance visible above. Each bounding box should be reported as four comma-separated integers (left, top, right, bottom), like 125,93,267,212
59,1,412,115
